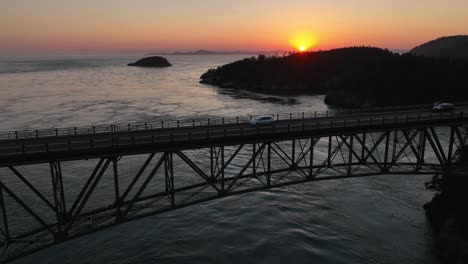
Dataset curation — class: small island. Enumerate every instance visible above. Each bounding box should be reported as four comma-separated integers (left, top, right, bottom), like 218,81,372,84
127,56,172,67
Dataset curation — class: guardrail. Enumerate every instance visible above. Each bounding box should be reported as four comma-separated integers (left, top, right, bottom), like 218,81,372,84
0,110,466,157
1,102,463,141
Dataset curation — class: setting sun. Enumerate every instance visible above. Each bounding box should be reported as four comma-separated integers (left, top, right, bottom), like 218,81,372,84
290,31,317,52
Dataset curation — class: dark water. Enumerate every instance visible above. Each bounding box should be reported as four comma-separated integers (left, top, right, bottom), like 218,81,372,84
0,55,438,263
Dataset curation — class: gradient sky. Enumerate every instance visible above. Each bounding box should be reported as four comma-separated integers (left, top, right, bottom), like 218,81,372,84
2,0,468,54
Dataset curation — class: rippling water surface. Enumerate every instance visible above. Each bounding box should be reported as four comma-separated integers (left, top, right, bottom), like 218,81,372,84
0,55,438,263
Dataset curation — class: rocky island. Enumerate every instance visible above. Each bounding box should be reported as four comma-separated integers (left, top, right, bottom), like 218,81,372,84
128,56,172,67
200,37,468,107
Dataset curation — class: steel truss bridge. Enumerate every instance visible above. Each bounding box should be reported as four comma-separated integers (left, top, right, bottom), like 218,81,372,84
0,106,468,262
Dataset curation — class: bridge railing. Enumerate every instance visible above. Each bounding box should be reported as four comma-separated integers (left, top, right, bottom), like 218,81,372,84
0,102,466,141
0,110,466,157
113,115,252,132
111,111,466,148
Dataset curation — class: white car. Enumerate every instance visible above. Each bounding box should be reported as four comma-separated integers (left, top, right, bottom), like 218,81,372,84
249,116,275,126
433,102,455,112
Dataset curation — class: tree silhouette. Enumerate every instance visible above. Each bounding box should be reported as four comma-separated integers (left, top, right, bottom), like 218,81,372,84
200,47,468,107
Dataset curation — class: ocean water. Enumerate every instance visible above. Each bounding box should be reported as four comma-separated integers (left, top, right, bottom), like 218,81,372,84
0,55,438,263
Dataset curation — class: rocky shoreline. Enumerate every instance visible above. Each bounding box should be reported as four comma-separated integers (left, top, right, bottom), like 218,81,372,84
200,69,317,95
424,152,468,263
424,197,468,263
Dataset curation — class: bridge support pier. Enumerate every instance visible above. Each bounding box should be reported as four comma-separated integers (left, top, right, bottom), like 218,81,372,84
448,126,455,167
220,146,225,193
50,161,67,236
309,138,314,178
382,132,390,173
267,143,271,186
291,140,297,171
347,136,354,175
164,153,175,207
360,133,367,164
0,185,9,246
253,144,257,176
417,129,427,169
112,157,122,217
391,131,398,169
327,136,332,168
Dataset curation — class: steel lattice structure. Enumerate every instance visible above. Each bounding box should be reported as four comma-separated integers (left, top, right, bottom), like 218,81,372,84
0,109,467,262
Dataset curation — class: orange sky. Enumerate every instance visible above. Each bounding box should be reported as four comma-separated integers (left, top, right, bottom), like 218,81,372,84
2,0,468,54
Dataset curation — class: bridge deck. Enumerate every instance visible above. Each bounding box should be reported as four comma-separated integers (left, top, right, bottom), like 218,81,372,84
0,108,467,166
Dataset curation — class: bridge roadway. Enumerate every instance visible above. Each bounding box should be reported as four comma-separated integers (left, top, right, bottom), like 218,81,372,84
0,105,467,167
1,104,468,262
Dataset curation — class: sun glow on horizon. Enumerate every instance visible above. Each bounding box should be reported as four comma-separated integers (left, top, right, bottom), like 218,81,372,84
290,32,317,52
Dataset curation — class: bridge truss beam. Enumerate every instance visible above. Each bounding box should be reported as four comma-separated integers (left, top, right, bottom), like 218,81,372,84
0,125,467,262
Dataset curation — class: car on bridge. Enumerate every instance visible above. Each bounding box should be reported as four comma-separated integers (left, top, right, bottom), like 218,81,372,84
433,102,455,112
250,116,275,126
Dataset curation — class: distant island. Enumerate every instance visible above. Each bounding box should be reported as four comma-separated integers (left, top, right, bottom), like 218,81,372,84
128,56,172,67
410,35,468,59
146,50,287,56
200,36,468,107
